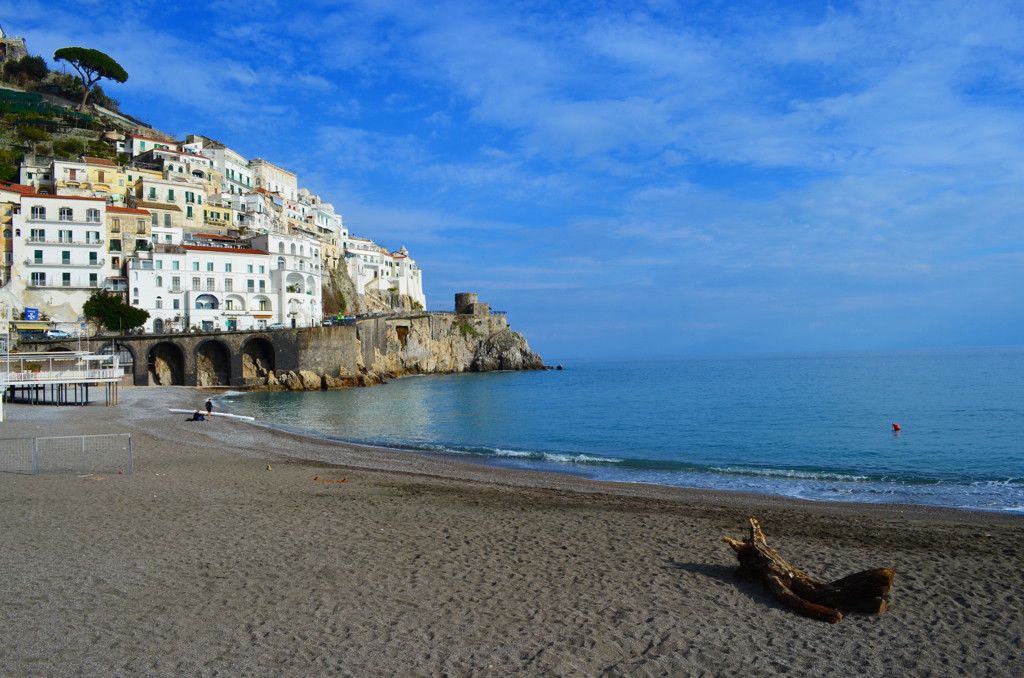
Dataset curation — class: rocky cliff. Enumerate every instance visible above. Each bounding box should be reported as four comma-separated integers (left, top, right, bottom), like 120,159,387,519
264,311,546,392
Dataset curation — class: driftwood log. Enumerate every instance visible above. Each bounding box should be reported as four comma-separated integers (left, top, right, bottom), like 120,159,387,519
722,518,894,623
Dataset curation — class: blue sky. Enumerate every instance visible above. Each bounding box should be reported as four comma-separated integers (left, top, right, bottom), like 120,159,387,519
7,0,1024,359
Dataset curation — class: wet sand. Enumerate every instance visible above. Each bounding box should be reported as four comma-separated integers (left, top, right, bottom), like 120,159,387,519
1,386,1021,677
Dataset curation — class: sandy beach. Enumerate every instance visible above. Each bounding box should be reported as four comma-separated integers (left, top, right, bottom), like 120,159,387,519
1,386,1022,677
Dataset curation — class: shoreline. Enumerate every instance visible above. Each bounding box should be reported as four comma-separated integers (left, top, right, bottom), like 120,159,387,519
216,387,1024,522
2,387,1022,676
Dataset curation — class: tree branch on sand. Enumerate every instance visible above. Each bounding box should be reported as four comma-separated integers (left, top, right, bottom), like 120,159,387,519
722,518,895,623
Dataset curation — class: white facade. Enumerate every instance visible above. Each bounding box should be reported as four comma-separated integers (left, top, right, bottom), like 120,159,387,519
10,194,109,318
122,134,179,158
130,233,323,333
248,232,324,328
181,137,253,195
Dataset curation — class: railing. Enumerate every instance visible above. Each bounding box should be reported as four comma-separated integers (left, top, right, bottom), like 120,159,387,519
2,367,123,383
0,434,133,475
27,238,104,246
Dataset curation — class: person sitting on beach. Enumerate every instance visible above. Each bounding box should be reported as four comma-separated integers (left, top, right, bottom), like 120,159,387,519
189,410,206,422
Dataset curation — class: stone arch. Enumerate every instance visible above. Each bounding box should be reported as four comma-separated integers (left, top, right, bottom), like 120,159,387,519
148,341,185,385
241,337,276,381
103,342,137,378
195,338,231,387
286,272,305,293
251,294,272,312
194,293,219,310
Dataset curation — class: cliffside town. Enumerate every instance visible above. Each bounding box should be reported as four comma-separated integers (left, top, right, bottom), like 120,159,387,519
0,30,546,384
1,134,425,335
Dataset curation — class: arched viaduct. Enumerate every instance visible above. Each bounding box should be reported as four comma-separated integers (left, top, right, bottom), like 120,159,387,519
25,325,364,387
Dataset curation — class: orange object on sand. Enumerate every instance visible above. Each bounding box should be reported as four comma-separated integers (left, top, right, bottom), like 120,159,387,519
313,476,348,483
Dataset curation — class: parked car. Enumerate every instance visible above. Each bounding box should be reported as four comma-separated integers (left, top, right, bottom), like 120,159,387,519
44,329,71,339
267,323,285,330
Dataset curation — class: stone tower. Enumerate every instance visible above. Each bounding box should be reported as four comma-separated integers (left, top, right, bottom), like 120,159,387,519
0,26,29,66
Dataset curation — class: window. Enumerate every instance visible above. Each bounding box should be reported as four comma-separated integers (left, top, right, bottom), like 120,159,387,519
155,297,163,309
258,280,265,292
58,207,73,221
155,276,163,287
155,260,163,270
247,279,255,293
111,218,121,233
206,262,213,272
89,252,98,265
277,256,285,270
171,260,180,270
89,273,98,287
151,213,158,226
172,299,180,310
86,232,101,243
30,206,46,220
258,265,265,274
163,214,171,227
30,228,45,242
148,187,156,199
206,278,215,291
258,299,268,311
62,272,71,286
224,263,232,272
137,220,146,233
31,272,46,286
192,262,200,271
86,208,100,223
167,189,175,201
59,229,72,243
192,277,200,289
225,299,235,311
247,264,253,273
186,206,193,218
62,251,71,265
171,276,181,291
224,278,233,292
33,250,43,264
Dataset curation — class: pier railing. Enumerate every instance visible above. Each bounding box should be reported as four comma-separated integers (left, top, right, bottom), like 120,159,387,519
0,433,133,475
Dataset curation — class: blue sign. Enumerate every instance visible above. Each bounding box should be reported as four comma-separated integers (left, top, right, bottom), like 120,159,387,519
24,308,38,321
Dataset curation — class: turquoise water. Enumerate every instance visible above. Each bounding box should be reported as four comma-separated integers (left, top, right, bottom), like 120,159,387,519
219,347,1024,513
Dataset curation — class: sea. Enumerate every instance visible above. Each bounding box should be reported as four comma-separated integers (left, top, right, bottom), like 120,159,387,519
216,347,1024,514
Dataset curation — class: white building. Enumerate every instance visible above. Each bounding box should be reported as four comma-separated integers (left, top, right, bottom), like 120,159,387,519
181,136,253,195
120,134,179,158
248,232,324,328
10,193,110,320
129,232,323,333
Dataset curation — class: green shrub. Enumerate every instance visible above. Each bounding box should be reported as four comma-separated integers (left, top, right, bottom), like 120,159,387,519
17,125,48,142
